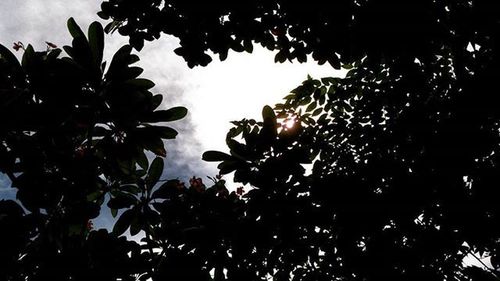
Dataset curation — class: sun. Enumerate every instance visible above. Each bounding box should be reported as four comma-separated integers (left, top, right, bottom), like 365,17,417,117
282,116,297,130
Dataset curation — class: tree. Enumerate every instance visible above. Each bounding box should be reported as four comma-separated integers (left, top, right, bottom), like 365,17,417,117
0,18,191,280
205,65,500,280
98,0,500,280
2,1,500,281
98,0,500,68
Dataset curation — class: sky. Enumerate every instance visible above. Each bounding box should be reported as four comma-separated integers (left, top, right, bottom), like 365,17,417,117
0,0,342,227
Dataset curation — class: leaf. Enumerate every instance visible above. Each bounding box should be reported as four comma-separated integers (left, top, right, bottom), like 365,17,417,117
146,157,164,189
262,105,276,121
217,160,241,174
97,11,109,20
111,208,118,218
306,102,317,112
86,191,103,202
321,77,339,85
117,158,135,175
312,107,323,116
93,126,110,137
0,44,21,71
275,50,287,63
141,137,167,157
141,106,188,123
126,78,155,90
21,45,35,69
244,39,253,53
129,215,142,236
136,169,147,178
113,209,135,236
328,54,341,69
120,184,142,194
152,180,181,199
88,21,105,65
106,45,133,79
144,205,161,225
130,36,145,51
202,151,232,162
230,40,245,52
136,126,178,139
122,66,144,80
136,151,149,170
342,63,353,70
261,105,278,140
107,193,137,209
151,94,163,110
104,20,122,34
67,18,86,39
227,139,250,159
68,224,84,236
63,46,74,58
219,49,228,61
153,126,178,139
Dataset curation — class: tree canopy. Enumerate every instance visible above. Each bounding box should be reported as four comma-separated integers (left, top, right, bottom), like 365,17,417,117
98,0,500,279
0,18,190,280
99,0,499,68
1,1,500,281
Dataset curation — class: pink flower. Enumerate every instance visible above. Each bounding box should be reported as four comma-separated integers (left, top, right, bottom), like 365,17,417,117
86,220,94,231
75,146,86,158
236,186,245,196
13,41,24,51
189,176,205,192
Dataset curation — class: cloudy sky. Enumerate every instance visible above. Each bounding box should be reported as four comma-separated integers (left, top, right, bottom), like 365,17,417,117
0,0,342,227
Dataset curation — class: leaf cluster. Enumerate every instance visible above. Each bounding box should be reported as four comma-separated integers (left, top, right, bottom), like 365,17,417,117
98,0,500,69
0,19,187,280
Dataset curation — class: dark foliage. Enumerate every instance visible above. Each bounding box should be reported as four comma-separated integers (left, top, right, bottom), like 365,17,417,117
99,0,500,68
206,62,500,279
0,19,188,280
2,1,500,280
98,0,500,279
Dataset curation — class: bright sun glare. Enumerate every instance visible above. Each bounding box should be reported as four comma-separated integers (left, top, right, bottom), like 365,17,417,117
283,117,297,129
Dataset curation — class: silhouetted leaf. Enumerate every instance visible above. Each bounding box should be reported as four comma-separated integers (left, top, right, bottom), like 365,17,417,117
202,151,232,162
146,157,163,189
141,106,188,123
113,209,135,236
108,193,137,209
67,17,86,39
88,21,105,65
151,180,179,199
126,78,155,90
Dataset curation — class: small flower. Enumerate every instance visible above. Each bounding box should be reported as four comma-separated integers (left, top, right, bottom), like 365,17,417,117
45,41,57,48
13,41,24,51
176,181,186,190
216,174,222,180
189,176,205,192
75,146,86,158
236,186,245,196
86,220,94,231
